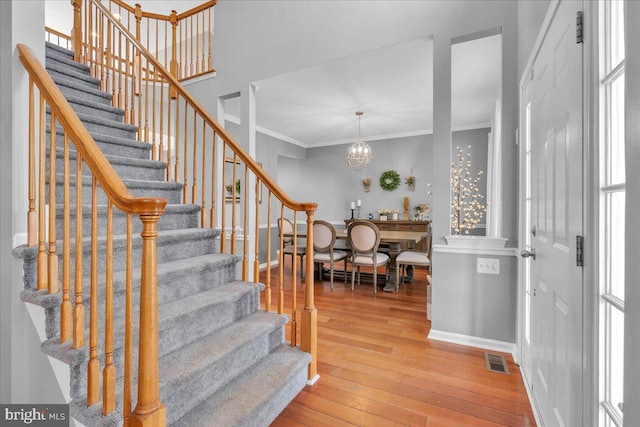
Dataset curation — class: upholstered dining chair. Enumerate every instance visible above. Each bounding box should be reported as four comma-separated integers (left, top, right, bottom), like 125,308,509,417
347,220,389,295
278,217,306,279
395,226,432,291
312,220,348,288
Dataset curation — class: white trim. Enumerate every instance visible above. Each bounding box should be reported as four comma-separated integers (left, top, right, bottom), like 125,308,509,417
259,223,278,229
307,374,320,386
259,259,279,270
13,232,27,248
518,364,545,427
432,244,517,257
519,0,561,88
451,122,492,132
225,113,491,149
428,329,516,359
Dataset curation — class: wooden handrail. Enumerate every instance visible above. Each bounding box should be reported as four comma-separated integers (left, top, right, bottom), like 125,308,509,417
176,1,217,21
45,26,72,41
92,0,317,214
17,43,166,216
105,0,216,22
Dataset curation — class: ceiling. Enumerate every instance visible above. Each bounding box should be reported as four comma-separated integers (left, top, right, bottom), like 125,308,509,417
44,1,501,149
226,33,501,148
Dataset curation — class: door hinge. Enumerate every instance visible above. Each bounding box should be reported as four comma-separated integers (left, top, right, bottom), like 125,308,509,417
576,235,584,267
576,11,584,44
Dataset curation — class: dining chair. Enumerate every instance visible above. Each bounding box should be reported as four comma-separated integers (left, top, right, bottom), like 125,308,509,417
278,217,305,279
395,226,432,291
347,220,389,295
312,220,348,288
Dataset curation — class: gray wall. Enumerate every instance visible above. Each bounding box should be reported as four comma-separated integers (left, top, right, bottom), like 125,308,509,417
432,252,516,342
278,134,434,223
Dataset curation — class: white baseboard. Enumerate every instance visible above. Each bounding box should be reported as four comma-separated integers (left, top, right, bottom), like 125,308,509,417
259,259,279,270
428,329,516,359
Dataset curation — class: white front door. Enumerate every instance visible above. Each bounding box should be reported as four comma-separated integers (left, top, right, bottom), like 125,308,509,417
523,1,584,426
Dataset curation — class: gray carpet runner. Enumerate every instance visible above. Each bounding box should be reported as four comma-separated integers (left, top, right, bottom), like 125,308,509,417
13,42,310,427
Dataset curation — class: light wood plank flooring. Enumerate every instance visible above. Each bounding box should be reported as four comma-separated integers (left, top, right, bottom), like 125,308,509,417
263,260,535,427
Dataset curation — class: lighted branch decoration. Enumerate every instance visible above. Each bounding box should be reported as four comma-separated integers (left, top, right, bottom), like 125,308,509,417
450,145,485,235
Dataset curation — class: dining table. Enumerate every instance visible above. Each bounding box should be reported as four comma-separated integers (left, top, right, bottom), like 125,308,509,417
286,228,428,292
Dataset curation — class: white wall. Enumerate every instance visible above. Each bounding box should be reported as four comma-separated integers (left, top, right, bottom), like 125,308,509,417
2,0,67,405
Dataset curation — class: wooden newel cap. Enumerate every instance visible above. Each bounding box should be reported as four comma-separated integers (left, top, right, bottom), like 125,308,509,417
133,197,167,216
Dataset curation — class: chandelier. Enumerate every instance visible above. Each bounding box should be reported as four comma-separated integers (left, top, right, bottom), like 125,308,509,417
346,111,372,171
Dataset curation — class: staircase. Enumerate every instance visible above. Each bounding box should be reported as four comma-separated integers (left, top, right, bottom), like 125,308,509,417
13,42,311,426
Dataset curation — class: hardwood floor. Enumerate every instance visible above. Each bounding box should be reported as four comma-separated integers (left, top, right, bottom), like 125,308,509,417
263,260,536,427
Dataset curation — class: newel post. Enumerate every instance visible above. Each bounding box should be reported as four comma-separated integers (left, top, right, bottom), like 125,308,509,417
169,10,178,99
301,210,318,383
131,211,166,427
71,0,83,63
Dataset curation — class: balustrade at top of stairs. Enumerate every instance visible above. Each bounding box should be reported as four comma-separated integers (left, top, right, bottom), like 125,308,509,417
13,40,312,427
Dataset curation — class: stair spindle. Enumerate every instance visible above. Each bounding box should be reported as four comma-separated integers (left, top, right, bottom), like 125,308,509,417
37,94,47,291
48,112,59,294
73,152,85,349
60,133,72,342
27,80,37,247
87,176,99,405
103,200,116,414
60,132,72,342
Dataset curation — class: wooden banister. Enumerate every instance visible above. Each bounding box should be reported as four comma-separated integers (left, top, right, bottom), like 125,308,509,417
18,44,166,216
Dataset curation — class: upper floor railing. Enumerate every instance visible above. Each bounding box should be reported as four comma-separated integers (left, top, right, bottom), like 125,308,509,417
72,0,216,82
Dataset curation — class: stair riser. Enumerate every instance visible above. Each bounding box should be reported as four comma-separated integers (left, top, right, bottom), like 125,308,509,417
53,206,199,239
48,175,183,205
47,112,136,140
163,325,285,424
46,67,100,91
56,82,112,106
48,153,166,183
67,286,261,398
47,128,151,160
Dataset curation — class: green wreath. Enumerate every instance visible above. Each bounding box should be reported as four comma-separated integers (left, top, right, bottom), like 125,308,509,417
379,170,401,192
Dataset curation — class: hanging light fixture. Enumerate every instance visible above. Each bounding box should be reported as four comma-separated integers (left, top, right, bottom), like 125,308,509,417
346,111,372,171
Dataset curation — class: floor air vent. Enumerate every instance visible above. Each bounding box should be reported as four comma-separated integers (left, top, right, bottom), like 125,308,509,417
484,352,510,375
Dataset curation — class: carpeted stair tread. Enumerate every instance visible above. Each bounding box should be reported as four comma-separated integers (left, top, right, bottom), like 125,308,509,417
45,62,101,88
52,172,183,191
45,50,91,74
48,109,137,134
50,146,166,173
49,125,151,159
45,42,74,58
50,91,124,116
160,311,285,384
51,74,112,103
19,251,238,311
14,228,221,262
38,281,262,366
172,344,311,427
